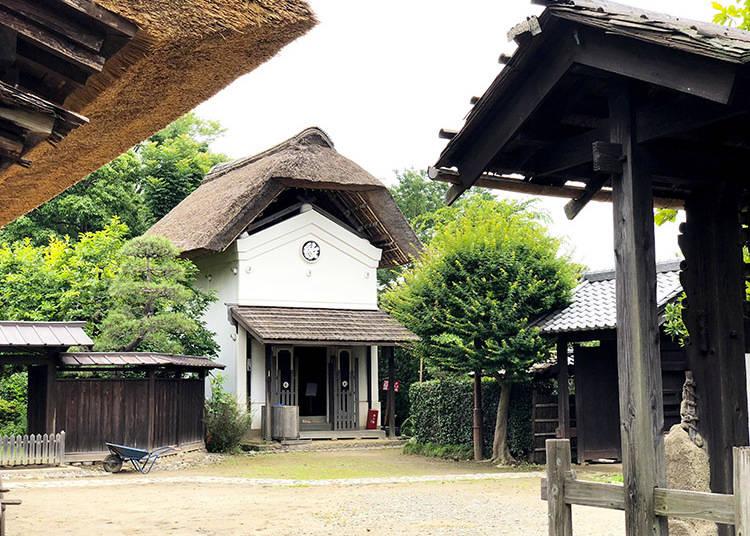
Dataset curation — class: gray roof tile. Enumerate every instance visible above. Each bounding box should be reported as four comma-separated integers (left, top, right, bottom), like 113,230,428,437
534,260,683,334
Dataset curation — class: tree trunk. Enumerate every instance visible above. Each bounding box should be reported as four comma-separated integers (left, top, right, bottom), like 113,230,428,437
472,369,483,461
491,378,516,465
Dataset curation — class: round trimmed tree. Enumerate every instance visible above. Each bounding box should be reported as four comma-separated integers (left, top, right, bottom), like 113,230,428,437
383,197,578,463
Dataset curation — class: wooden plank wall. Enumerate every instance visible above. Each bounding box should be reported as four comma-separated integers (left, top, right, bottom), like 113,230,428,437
56,378,205,454
532,387,576,464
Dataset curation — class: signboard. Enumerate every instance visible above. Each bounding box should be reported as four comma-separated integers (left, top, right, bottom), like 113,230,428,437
381,380,400,392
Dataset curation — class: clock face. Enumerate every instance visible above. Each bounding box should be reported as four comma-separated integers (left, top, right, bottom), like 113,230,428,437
302,240,321,262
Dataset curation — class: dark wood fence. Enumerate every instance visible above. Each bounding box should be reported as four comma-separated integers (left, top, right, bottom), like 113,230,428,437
531,389,576,464
55,377,205,457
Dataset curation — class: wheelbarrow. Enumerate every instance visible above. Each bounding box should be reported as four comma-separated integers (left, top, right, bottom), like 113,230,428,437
103,443,175,474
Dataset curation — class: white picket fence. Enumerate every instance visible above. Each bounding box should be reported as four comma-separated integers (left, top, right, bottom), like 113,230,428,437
0,432,65,467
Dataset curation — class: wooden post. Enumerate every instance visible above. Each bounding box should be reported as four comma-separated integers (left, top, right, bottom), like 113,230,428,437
473,369,483,461
44,358,57,434
546,439,573,536
680,186,749,518
147,369,156,450
264,345,273,441
735,447,750,535
385,346,396,439
609,81,667,535
556,338,570,440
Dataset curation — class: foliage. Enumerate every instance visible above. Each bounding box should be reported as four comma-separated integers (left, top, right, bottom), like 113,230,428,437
382,197,578,379
96,235,218,356
663,293,688,346
713,0,750,28
204,374,251,453
388,169,451,243
0,220,128,336
654,208,678,226
378,346,423,429
0,369,27,435
408,378,533,459
402,438,473,461
0,113,226,245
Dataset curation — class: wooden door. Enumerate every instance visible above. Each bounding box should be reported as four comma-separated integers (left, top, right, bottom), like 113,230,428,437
332,349,358,430
271,347,297,406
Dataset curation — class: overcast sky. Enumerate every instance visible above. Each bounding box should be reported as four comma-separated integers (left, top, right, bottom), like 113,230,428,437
195,0,717,271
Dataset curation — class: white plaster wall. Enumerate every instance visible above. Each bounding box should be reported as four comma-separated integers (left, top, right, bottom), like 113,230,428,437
249,337,266,430
193,245,240,395
355,346,370,426
235,209,381,310
370,346,381,419
747,354,750,440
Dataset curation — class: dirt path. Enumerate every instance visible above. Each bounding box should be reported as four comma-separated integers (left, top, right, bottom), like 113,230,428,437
7,475,623,535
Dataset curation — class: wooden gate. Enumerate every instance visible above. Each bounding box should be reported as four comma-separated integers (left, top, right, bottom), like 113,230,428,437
331,349,358,430
271,347,298,406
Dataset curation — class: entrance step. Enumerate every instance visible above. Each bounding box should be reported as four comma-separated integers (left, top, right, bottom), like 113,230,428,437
298,429,386,440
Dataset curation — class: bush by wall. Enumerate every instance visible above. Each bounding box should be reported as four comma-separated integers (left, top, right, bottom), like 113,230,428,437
204,374,251,453
408,377,532,460
0,369,27,436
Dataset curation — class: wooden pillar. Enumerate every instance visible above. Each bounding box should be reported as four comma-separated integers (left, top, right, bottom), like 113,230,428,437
264,345,272,441
680,186,749,518
44,358,57,434
473,369,483,461
609,81,667,535
385,346,396,439
735,447,750,535
556,338,570,440
147,369,156,449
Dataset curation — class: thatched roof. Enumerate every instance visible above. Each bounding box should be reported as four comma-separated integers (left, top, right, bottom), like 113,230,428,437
0,0,316,226
149,127,421,268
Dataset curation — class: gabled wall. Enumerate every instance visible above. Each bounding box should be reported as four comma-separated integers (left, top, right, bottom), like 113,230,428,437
194,208,384,397
235,208,382,310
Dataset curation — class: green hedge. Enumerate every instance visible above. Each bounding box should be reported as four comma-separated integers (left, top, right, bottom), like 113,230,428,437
408,377,532,460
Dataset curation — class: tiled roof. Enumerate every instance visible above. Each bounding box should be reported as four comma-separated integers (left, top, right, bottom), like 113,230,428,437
534,260,683,335
231,306,419,345
60,352,223,369
0,321,93,348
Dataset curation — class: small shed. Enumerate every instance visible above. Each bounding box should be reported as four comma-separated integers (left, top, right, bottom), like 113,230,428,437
0,321,223,462
530,260,687,463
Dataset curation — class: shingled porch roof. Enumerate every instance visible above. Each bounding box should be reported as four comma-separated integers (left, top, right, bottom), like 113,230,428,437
230,305,419,347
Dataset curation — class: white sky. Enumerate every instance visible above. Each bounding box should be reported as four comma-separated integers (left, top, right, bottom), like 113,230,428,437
195,0,717,271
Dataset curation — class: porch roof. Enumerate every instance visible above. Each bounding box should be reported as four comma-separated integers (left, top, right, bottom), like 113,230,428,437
230,305,419,346
60,352,223,370
0,321,93,348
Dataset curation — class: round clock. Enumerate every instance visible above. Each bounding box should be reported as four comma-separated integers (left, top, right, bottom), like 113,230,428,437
302,240,321,262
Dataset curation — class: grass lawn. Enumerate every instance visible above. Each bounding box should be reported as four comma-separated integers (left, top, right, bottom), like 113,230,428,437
181,446,541,480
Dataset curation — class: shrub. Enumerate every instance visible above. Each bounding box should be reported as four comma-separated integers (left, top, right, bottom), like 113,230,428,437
0,370,27,435
204,374,251,453
408,377,532,460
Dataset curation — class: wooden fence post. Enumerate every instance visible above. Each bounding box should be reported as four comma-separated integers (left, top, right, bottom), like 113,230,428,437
735,447,750,536
546,439,573,536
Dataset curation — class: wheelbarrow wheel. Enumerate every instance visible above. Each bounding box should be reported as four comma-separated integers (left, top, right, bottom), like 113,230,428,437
103,454,123,473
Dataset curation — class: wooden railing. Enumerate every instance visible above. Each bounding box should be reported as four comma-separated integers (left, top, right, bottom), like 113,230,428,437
0,432,65,467
542,439,749,534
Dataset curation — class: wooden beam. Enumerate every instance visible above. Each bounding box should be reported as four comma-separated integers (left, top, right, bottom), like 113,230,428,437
48,0,138,38
0,105,54,135
0,8,105,73
429,168,684,209
445,29,576,204
563,174,608,220
264,344,272,441
610,81,667,535
575,27,737,104
735,447,750,535
1,0,103,52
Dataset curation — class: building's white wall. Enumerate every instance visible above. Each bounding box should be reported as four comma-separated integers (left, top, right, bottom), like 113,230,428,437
355,346,370,426
193,245,240,395
747,354,750,440
235,209,381,310
370,346,381,419
249,336,266,430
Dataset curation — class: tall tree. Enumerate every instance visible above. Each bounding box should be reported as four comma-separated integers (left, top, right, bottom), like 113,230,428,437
0,113,226,245
96,235,218,356
382,197,578,462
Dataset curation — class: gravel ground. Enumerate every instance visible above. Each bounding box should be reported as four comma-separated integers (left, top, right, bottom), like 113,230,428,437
5,473,624,535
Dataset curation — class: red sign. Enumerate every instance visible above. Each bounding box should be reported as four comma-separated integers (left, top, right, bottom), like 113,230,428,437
366,409,379,430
